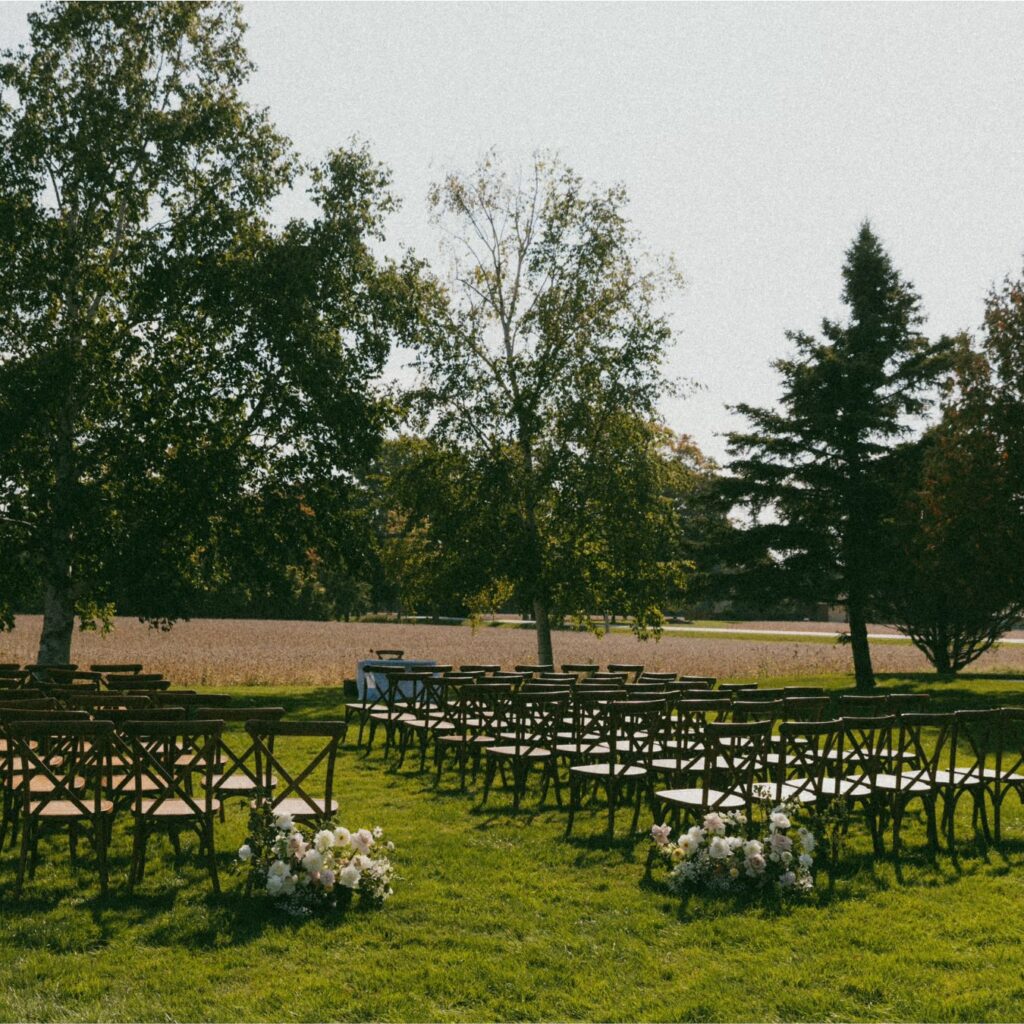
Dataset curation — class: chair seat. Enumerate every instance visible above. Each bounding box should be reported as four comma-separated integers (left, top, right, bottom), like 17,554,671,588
437,732,494,745
8,755,64,774
555,742,610,757
487,744,552,759
650,757,706,773
28,798,114,818
136,797,221,817
655,787,745,809
874,773,934,794
821,777,873,798
109,773,161,793
369,710,417,724
570,763,646,778
212,773,274,792
25,774,86,794
404,718,454,732
264,797,338,819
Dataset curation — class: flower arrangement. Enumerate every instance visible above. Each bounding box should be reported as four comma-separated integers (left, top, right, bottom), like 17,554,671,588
650,798,815,897
238,805,395,914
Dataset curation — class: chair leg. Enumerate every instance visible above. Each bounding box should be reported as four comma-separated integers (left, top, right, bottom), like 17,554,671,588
96,816,109,896
481,756,496,806
565,775,579,838
205,818,220,894
607,779,618,839
15,815,31,896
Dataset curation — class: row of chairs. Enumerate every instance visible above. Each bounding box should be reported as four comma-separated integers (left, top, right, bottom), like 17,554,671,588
0,660,175,692
0,690,348,895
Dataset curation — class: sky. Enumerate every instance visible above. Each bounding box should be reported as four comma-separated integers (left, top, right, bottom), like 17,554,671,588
2,1,1023,460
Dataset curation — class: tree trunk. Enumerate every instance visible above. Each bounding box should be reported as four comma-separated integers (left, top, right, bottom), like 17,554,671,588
847,601,875,690
37,411,77,665
533,595,554,667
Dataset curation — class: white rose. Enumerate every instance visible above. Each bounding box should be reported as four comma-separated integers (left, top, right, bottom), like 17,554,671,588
281,874,297,895
746,852,767,874
742,839,763,858
338,864,361,889
769,832,792,854
274,813,294,832
708,836,732,860
650,823,672,847
237,844,252,862
301,849,324,874
798,852,813,869
770,811,791,831
321,868,335,891
799,829,817,853
266,874,283,896
268,859,290,878
702,812,726,835
334,826,352,845
779,870,796,889
351,828,375,853
314,829,336,853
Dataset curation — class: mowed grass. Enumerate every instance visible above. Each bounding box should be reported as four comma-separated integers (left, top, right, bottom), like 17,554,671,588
3,676,1024,1021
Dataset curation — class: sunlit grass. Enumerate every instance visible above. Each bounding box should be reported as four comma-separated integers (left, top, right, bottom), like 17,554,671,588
2,676,1024,1021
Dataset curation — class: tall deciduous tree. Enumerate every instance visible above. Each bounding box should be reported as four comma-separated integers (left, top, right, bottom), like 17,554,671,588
413,152,682,664
0,2,429,659
726,223,953,689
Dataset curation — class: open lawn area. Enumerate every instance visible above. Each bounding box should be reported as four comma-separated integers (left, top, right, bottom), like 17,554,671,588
4,674,1024,1022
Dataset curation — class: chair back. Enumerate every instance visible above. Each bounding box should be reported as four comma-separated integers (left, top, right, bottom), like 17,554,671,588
606,698,668,766
246,720,347,821
702,720,772,811
895,712,954,792
125,719,223,816
842,715,897,786
775,719,843,804
506,691,570,748
783,695,830,721
449,683,513,737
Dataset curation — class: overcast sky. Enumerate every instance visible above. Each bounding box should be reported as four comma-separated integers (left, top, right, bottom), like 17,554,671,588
3,1,1023,460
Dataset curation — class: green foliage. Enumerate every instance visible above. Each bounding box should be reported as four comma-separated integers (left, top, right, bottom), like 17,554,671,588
725,223,954,688
412,151,685,660
0,3,433,655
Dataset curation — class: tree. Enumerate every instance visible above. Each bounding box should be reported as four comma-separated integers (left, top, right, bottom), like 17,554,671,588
725,223,953,689
876,372,1024,674
413,152,682,664
0,2,430,659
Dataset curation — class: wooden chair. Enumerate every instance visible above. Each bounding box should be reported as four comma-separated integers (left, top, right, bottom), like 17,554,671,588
434,683,513,790
942,709,999,853
90,663,143,675
565,698,668,840
874,712,952,859
247,720,347,825
608,663,644,683
365,668,430,756
105,675,171,692
460,664,500,675
991,707,1024,843
650,697,731,784
841,715,897,855
561,664,599,678
396,675,467,772
638,672,678,683
102,707,188,807
482,691,569,810
127,719,223,892
655,719,772,830
514,664,554,679
198,706,286,814
774,719,845,807
8,720,115,895
718,682,757,694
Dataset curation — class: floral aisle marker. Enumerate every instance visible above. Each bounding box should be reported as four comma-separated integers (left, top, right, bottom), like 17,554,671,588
650,798,816,899
238,805,396,915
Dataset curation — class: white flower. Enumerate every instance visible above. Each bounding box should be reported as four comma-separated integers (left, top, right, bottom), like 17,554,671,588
372,826,384,839
314,829,336,853
779,870,796,889
702,812,726,835
338,864,361,889
678,831,702,856
301,848,324,874
769,832,793,855
386,840,395,852
281,873,297,895
334,826,352,846
288,833,307,859
237,844,252,862
352,853,373,872
798,828,816,853
321,868,335,890
729,866,740,879
746,852,766,874
266,874,283,896
650,823,672,846
351,828,375,853
770,811,791,831
268,859,290,878
274,813,294,832
798,852,813,869
708,836,732,860
742,839,763,858
727,836,743,850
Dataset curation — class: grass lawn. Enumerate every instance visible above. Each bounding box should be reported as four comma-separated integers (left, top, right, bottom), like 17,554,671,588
3,674,1024,1022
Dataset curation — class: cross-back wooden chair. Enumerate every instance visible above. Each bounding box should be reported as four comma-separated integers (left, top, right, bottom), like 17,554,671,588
90,663,143,675
364,668,428,756
874,711,953,858
198,706,286,815
650,697,731,784
61,693,153,713
126,719,223,892
667,679,715,695
554,691,618,763
774,719,845,807
105,675,170,692
247,719,347,826
102,707,189,808
1,707,84,849
396,675,467,771
783,695,830,721
841,715,896,855
0,688,42,702
561,664,599,679
783,686,825,697
655,719,772,832
942,708,999,853
565,698,668,840
837,694,891,716
514,664,554,680
482,690,569,810
990,707,1024,843
8,719,114,895
459,664,501,675
434,683,513,790
718,682,757,695
638,672,678,684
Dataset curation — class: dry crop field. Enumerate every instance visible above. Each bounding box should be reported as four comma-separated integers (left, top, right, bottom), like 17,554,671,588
4,615,1024,685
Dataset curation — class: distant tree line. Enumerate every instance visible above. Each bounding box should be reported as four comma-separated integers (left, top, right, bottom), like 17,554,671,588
1,3,1022,684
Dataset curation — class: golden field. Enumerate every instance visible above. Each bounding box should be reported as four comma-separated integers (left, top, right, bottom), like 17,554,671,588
3,615,1024,685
